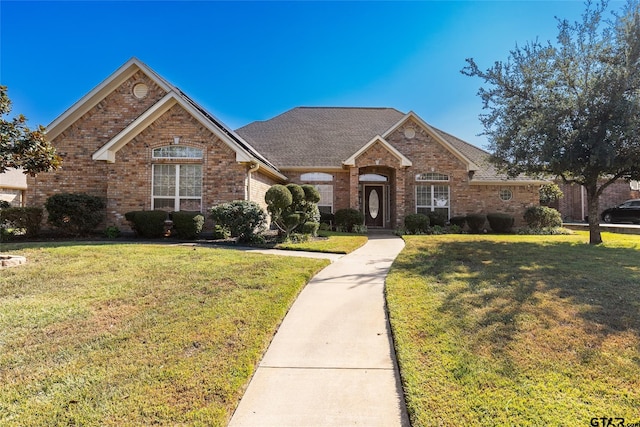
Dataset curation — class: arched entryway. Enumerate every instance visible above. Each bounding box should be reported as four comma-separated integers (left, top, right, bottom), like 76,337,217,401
358,166,396,228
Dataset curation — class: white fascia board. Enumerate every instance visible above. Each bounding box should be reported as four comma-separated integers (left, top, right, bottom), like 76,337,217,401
47,57,173,141
469,179,547,186
343,135,412,167
382,111,479,171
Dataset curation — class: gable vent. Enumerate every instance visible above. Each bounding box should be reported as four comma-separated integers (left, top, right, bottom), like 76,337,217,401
133,83,149,99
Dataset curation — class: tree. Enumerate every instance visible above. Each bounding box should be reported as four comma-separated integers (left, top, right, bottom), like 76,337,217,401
462,0,640,244
1,86,61,176
265,183,320,238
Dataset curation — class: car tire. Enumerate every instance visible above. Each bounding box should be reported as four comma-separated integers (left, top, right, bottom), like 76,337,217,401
603,213,613,223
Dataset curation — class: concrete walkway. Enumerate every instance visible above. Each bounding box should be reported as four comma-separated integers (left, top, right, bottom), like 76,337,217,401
228,233,410,427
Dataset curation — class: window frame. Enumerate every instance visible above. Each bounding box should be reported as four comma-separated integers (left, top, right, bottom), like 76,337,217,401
151,163,203,212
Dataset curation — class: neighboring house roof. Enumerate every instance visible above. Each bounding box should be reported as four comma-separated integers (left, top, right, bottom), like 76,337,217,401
48,57,284,179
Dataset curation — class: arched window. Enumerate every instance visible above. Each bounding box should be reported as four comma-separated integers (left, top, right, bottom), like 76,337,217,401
152,146,203,159
415,172,449,182
300,172,333,182
359,174,388,182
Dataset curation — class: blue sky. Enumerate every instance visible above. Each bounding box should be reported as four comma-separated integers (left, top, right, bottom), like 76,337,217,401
0,1,620,149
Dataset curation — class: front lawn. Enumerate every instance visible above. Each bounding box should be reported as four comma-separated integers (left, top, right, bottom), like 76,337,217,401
387,232,640,426
0,243,328,426
274,230,367,254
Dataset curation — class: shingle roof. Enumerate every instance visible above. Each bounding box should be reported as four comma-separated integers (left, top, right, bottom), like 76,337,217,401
236,106,541,183
236,107,406,167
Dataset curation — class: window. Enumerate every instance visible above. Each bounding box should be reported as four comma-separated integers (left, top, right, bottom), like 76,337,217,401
301,172,333,182
152,146,203,159
416,172,449,182
416,184,450,218
152,164,202,211
315,184,333,213
359,174,388,182
499,188,513,201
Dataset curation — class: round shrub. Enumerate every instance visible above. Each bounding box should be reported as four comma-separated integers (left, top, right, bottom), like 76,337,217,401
301,184,321,204
466,213,486,233
524,206,562,228
125,210,168,238
171,211,205,239
300,221,320,237
487,212,515,233
265,185,292,213
0,207,43,238
428,211,447,227
334,208,364,232
404,213,430,234
45,193,106,236
286,183,305,204
449,216,467,228
209,200,267,243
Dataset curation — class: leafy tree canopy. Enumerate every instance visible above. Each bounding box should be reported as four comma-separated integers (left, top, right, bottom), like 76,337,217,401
0,86,61,176
462,0,640,244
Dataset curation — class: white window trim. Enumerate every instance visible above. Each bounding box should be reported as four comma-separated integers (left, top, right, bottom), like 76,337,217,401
301,172,333,182
416,184,450,217
152,146,203,159
151,164,203,212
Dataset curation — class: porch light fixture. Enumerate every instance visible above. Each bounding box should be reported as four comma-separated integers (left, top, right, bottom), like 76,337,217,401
173,137,181,145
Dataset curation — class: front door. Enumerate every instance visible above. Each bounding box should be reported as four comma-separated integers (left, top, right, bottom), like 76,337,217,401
364,185,384,227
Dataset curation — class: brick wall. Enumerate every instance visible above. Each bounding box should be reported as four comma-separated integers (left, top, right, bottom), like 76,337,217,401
558,180,637,222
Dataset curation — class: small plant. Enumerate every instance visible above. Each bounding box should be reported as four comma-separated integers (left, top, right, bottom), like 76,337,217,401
45,193,105,236
404,213,430,234
352,224,368,234
104,226,121,239
212,224,230,240
465,213,486,233
334,208,364,232
487,213,515,233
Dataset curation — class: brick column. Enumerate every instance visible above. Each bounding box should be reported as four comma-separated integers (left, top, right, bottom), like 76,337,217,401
349,167,360,210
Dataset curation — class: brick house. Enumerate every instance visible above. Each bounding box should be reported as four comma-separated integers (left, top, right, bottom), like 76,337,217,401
27,58,545,231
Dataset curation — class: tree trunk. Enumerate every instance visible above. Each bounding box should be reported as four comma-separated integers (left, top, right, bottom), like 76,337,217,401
585,185,603,245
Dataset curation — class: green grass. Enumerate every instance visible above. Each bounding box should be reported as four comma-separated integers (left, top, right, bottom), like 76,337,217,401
0,242,329,426
274,230,367,254
387,232,640,427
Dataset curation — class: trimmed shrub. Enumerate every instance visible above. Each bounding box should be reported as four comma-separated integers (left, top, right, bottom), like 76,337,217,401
428,211,447,227
487,212,515,233
172,212,205,239
524,206,562,228
404,213,430,234
45,193,106,236
125,210,168,238
466,213,486,233
300,221,320,237
104,226,120,239
0,207,43,238
319,211,335,227
212,224,230,240
334,208,364,232
449,216,467,228
209,200,267,243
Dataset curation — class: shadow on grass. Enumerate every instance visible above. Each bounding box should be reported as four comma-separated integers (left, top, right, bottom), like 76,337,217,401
393,239,640,362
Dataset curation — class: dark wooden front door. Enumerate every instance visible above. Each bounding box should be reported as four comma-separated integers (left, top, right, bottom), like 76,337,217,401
364,185,384,227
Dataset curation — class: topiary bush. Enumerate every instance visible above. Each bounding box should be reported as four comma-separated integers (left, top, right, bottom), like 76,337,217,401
523,206,562,228
171,211,205,239
45,193,106,236
466,213,486,233
300,221,320,237
124,210,168,238
209,200,267,243
404,213,430,234
0,207,43,239
487,212,515,233
334,208,364,232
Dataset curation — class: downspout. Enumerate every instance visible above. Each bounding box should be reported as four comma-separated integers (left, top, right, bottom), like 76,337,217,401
246,162,260,201
581,185,585,222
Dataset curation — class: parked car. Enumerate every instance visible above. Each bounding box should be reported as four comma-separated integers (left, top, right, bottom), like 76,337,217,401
601,199,640,224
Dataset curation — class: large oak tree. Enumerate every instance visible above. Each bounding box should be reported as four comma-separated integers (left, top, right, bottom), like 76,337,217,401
1,86,61,176
463,0,640,244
